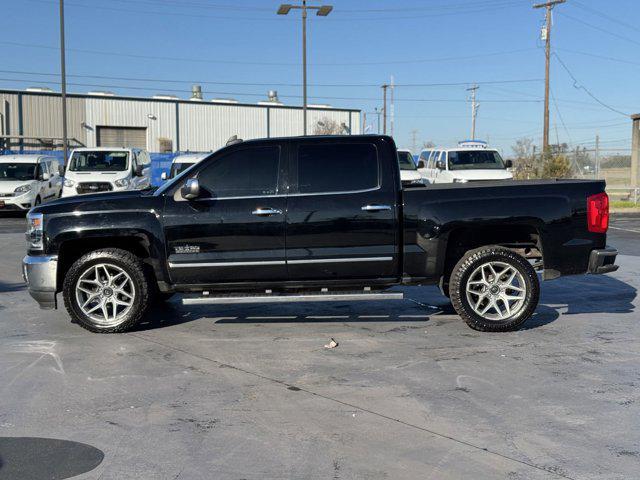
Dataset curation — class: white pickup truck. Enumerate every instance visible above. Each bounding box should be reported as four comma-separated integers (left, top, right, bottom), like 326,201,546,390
418,141,513,184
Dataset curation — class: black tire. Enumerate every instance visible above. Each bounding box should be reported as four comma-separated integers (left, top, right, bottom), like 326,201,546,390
62,248,151,333
449,246,539,332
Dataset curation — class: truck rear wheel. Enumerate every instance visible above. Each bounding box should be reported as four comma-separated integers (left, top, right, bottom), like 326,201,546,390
62,248,151,333
449,246,539,332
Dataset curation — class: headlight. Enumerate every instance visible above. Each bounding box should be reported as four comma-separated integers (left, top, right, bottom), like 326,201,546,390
114,178,130,188
14,184,32,194
453,178,469,183
26,212,44,250
63,178,75,187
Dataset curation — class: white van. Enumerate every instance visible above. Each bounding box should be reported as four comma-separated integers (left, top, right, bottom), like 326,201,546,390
62,147,151,197
417,142,513,183
161,152,209,181
397,149,426,186
0,155,62,211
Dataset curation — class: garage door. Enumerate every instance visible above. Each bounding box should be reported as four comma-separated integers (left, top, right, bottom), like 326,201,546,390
97,127,147,149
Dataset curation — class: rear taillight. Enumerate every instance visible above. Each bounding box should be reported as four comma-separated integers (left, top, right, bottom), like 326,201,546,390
587,192,609,233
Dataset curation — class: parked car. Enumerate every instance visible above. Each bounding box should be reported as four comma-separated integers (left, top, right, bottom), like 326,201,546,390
23,135,617,334
418,141,513,183
0,155,62,212
61,147,151,197
397,149,426,186
161,152,210,181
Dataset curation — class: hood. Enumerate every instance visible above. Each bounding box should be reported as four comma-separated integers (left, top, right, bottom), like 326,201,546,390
400,170,422,181
64,170,131,182
32,189,147,215
0,179,37,195
448,169,513,181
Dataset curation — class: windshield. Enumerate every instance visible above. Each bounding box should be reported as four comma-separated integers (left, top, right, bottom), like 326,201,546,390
69,151,128,172
448,150,505,171
170,162,195,178
0,163,36,181
397,151,417,171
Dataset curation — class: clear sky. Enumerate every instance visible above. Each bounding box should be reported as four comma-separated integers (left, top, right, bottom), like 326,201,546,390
2,0,638,155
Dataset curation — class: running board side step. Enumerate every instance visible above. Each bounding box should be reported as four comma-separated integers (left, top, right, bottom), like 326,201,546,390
182,291,404,305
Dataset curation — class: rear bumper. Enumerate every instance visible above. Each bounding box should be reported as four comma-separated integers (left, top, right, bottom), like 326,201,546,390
588,246,619,274
22,255,58,309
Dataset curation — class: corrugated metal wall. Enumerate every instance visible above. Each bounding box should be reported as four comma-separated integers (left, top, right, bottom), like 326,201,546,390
179,102,267,151
22,95,86,147
0,90,361,152
85,97,176,151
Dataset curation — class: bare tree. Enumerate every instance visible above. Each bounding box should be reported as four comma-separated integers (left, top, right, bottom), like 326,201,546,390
422,141,435,149
511,137,534,161
313,117,342,135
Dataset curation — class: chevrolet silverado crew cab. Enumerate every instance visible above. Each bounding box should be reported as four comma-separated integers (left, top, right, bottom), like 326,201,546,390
23,135,618,333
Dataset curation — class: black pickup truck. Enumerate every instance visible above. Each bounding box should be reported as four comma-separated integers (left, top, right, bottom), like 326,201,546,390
23,135,618,333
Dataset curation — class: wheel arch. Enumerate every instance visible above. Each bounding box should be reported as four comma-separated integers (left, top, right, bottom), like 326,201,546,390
439,223,543,291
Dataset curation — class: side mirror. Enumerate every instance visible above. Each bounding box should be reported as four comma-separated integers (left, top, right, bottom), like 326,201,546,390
41,172,50,181
181,178,200,200
134,165,144,177
161,171,168,181
505,160,513,168
436,160,445,170
417,160,425,169
58,165,65,176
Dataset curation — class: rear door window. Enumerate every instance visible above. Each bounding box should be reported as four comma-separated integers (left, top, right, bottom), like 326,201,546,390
296,143,379,194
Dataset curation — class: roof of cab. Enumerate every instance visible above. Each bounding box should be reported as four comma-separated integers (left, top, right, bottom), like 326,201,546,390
0,154,52,163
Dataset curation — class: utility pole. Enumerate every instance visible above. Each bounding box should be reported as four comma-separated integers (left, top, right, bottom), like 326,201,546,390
467,84,479,140
59,0,68,162
390,76,395,138
594,134,600,178
382,84,388,135
277,2,333,136
410,129,418,153
374,107,381,134
533,0,566,154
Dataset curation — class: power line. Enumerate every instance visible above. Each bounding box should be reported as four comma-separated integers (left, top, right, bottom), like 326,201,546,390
572,0,640,34
557,48,640,68
0,41,538,67
553,53,630,117
558,12,640,47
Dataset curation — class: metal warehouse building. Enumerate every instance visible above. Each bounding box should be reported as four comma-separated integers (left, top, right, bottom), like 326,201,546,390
0,88,361,152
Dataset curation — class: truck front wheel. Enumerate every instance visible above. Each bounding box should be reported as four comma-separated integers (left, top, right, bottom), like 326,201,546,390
62,248,151,333
449,246,539,332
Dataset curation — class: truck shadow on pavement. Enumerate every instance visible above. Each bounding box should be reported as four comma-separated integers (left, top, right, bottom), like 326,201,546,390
136,273,636,332
0,281,26,293
0,437,104,480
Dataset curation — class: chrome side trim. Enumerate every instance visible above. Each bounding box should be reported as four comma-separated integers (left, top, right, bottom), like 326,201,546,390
169,260,286,268
169,257,393,268
288,256,393,264
183,292,404,305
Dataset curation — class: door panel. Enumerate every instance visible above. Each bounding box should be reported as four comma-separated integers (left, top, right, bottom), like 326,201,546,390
163,196,287,284
286,139,399,281
162,143,287,285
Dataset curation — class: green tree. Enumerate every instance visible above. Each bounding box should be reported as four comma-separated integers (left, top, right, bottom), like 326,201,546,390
542,154,573,178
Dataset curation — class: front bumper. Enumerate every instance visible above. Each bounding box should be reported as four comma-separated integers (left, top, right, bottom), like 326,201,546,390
588,246,619,274
22,255,58,309
0,194,34,211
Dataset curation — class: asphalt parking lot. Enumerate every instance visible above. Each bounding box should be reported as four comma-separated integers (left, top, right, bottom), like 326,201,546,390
0,214,638,480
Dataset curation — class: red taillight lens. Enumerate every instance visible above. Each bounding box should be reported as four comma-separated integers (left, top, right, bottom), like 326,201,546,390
587,192,609,233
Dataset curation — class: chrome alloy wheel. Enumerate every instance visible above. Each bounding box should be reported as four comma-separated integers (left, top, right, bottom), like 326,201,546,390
465,261,527,321
75,263,135,326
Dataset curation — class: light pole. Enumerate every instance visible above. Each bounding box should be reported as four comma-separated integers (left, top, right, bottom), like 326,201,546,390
59,0,69,162
277,2,333,136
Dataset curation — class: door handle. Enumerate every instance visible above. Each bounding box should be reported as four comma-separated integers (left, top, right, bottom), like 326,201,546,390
252,207,283,216
361,204,392,212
